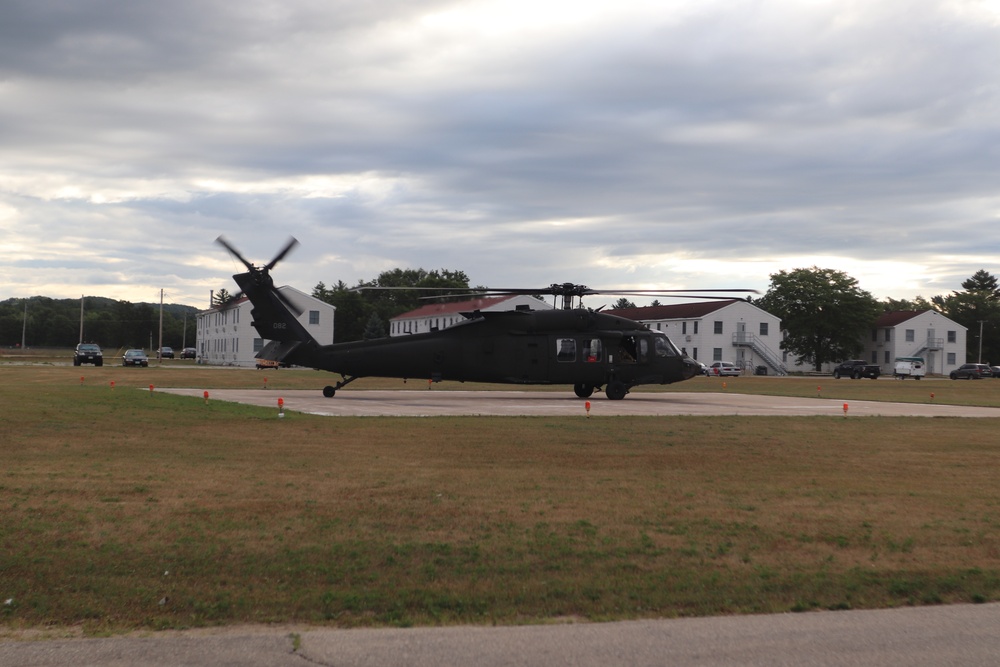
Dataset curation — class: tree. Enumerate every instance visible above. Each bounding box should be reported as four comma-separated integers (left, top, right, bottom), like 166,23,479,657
613,298,637,309
755,267,881,371
362,312,386,339
213,288,233,307
881,296,936,313
313,269,474,342
931,269,1000,363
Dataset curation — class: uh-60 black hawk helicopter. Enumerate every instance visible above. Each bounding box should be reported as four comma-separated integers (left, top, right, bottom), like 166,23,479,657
217,237,757,400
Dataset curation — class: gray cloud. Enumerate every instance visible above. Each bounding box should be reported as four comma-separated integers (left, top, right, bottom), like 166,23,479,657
2,0,999,306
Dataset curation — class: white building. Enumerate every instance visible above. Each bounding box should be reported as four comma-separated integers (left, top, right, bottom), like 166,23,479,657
863,310,966,376
390,295,552,336
196,286,335,367
608,300,786,375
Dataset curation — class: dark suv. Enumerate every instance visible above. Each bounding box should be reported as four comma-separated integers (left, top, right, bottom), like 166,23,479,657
950,363,991,380
74,343,103,366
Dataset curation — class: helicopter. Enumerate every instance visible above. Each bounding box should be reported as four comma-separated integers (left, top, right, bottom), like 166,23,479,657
216,237,758,400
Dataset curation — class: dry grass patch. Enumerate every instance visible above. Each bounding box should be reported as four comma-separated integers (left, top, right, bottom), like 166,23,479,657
1,366,999,633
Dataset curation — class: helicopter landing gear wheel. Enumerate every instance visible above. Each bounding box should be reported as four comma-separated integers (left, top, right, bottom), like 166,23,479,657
323,385,336,398
574,383,594,398
605,381,628,401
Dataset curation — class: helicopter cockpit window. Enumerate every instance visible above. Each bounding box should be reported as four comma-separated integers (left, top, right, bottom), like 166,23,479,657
584,339,603,363
654,335,680,357
556,338,576,362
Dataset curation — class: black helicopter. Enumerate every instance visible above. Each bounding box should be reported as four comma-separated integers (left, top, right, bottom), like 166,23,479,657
217,237,757,400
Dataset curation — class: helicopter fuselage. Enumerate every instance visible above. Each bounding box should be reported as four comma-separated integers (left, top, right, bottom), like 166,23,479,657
273,307,702,399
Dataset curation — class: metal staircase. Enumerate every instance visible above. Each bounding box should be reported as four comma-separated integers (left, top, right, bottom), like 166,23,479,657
908,337,943,358
732,332,787,376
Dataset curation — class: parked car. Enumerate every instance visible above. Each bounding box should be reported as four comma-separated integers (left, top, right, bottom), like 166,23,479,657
180,347,197,359
991,366,1000,378
833,359,881,379
950,363,991,380
122,349,149,367
73,343,103,367
705,361,741,377
158,346,174,359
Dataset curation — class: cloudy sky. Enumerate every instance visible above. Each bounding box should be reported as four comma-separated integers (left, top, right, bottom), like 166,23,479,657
2,0,999,308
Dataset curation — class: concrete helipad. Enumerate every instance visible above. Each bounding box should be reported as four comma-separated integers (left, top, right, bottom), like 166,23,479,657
160,388,1000,418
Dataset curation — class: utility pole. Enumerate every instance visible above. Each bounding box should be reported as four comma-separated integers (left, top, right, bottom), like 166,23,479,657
79,295,84,344
978,320,985,364
21,298,28,349
158,289,164,363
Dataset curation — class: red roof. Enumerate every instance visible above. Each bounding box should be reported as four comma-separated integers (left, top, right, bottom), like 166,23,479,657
392,295,528,320
606,300,740,320
874,311,928,327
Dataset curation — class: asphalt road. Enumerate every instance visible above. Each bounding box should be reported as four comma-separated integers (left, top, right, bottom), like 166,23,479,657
3,603,999,666
160,387,1000,418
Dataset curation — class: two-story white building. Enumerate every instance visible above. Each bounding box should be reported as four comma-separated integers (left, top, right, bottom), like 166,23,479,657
196,286,335,367
608,300,786,375
863,310,966,376
390,295,552,336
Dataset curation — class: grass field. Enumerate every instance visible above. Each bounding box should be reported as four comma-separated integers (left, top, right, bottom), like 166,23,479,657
2,356,1000,635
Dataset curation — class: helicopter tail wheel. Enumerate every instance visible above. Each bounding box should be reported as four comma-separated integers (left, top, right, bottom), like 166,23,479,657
574,383,594,398
323,385,336,398
606,381,628,401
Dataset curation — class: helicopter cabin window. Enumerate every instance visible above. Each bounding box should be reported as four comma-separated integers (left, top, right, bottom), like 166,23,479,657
556,338,576,362
583,338,603,363
618,336,650,363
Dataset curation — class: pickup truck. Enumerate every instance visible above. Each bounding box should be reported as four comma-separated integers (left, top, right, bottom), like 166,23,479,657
833,359,881,379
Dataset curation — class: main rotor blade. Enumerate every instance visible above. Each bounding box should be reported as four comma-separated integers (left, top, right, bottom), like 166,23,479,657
215,235,254,271
585,288,761,295
265,236,300,271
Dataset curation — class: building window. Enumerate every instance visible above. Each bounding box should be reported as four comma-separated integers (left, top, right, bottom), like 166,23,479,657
309,310,320,325
905,329,914,342
884,350,890,364
948,331,956,343
253,338,264,352
713,347,722,361
714,321,723,335
692,347,698,360
884,329,891,342
693,322,699,334
759,322,768,336
871,329,877,342
872,351,877,363
947,352,956,365
682,322,687,334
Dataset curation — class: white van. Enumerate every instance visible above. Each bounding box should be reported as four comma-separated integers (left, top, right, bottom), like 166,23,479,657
893,357,926,379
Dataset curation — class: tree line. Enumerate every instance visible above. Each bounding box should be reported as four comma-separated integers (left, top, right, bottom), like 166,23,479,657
1,296,199,350
753,267,1000,371
310,265,1000,370
310,268,476,343
10,265,999,367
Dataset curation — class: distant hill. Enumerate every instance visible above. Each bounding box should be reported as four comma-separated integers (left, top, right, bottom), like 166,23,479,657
1,296,200,349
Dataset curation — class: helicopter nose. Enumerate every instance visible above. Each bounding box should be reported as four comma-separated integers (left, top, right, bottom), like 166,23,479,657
682,357,701,380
